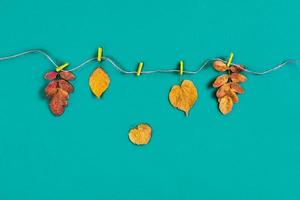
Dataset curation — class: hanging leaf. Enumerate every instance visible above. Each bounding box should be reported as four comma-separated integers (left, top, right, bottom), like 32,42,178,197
45,80,58,98
89,67,110,98
216,83,230,98
213,60,228,71
230,73,247,82
230,83,244,94
213,58,247,115
169,80,198,116
44,71,58,80
225,89,239,103
49,89,69,116
229,65,245,73
44,70,75,116
59,71,75,81
128,124,152,145
58,79,74,93
213,74,229,88
218,96,233,115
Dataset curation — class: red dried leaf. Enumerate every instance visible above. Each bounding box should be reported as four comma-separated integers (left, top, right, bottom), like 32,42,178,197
49,95,65,116
59,71,75,81
44,72,58,80
45,80,58,98
58,80,74,93
49,89,69,116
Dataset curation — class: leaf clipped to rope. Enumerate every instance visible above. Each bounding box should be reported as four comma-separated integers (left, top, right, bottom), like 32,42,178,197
44,70,75,116
128,123,152,145
89,67,110,98
212,61,246,115
169,80,198,116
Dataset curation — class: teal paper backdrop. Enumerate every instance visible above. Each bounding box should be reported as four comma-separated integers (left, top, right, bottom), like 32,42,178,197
0,0,300,199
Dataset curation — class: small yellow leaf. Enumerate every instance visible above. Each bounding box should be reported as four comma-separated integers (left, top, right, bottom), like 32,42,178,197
128,124,152,145
89,67,110,98
219,96,233,115
169,80,198,116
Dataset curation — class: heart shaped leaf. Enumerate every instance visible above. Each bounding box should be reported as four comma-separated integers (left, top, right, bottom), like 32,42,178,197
128,124,152,145
169,80,198,116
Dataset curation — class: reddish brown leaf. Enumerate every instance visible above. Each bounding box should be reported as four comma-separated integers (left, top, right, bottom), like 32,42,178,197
230,83,244,94
213,60,228,72
230,73,247,83
44,72,58,80
45,80,58,98
49,95,65,116
229,65,245,73
58,80,74,93
216,83,230,98
213,74,229,88
59,71,75,81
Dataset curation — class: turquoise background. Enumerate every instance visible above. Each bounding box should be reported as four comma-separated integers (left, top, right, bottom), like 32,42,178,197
0,0,300,199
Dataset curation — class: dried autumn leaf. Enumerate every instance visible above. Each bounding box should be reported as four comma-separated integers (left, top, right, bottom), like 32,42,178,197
213,74,229,88
169,80,198,116
49,89,69,116
44,71,58,80
59,71,75,81
216,83,230,98
58,79,74,93
230,73,247,83
213,60,228,72
229,65,245,73
219,96,233,115
89,67,110,98
230,83,244,94
45,80,58,98
128,124,152,145
225,89,239,103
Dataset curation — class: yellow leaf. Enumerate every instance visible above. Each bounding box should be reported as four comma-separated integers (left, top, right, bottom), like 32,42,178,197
218,96,233,115
128,124,152,145
168,80,198,116
89,67,110,98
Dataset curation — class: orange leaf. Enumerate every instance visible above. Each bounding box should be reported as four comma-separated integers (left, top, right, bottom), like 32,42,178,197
213,60,228,72
218,96,233,115
89,67,110,98
128,124,152,145
225,89,239,103
213,74,229,88
230,83,244,94
169,80,198,116
216,83,230,98
230,73,247,83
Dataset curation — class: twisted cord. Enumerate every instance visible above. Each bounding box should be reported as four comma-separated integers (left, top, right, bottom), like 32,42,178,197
0,49,299,75
0,49,59,67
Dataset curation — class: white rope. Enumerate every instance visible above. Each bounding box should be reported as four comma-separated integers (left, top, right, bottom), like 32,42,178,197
1,49,299,75
0,49,59,67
